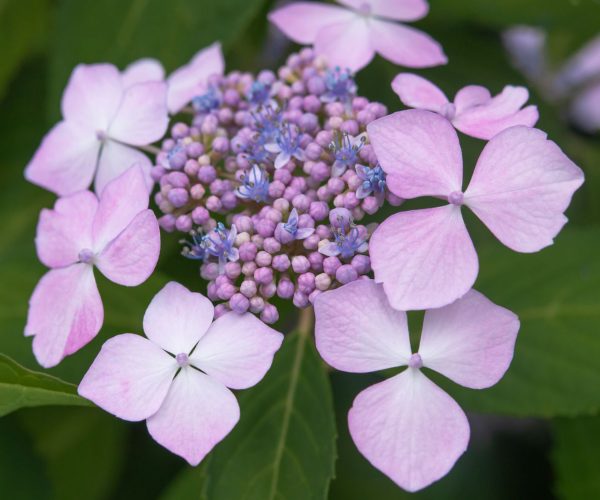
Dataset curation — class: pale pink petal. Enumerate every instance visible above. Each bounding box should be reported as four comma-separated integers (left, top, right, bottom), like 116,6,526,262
391,73,449,112
146,367,240,466
569,84,600,133
143,282,214,355
121,58,165,88
108,82,168,145
190,312,283,390
348,369,470,492
268,3,354,44
419,289,520,389
453,85,491,114
464,127,584,252
96,210,160,286
94,140,152,196
370,205,478,311
167,42,225,114
336,0,429,21
35,191,98,268
502,26,547,82
370,19,447,69
556,35,600,89
367,110,463,199
61,64,123,131
314,279,412,372
453,85,539,140
92,164,150,251
26,264,103,368
24,121,100,196
314,17,374,72
78,334,177,421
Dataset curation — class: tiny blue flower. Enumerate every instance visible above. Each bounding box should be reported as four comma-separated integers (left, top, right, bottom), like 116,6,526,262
180,230,206,260
265,123,305,169
330,132,366,177
319,220,368,259
203,223,240,273
235,164,270,202
322,67,357,103
283,209,315,240
247,81,272,106
355,164,387,199
252,105,282,144
192,87,221,113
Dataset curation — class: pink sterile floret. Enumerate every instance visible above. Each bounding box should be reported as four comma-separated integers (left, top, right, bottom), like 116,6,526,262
268,0,446,72
314,279,519,492
78,281,283,466
367,109,584,310
25,165,160,368
392,72,539,139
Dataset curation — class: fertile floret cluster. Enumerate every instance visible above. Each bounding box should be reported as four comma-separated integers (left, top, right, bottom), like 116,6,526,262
151,49,401,323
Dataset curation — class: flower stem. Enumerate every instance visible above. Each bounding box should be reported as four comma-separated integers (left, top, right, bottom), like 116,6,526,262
298,307,314,337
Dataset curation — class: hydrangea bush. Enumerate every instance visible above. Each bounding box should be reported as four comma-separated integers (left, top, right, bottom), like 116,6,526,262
15,0,589,494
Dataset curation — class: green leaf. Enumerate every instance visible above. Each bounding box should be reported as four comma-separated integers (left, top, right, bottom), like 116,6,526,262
19,406,128,500
0,353,91,416
159,463,210,500
440,228,600,417
0,0,51,100
48,0,269,117
552,416,600,500
204,327,337,500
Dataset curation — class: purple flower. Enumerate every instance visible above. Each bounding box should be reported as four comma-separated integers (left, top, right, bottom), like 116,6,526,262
203,223,240,272
247,81,274,107
79,281,283,466
235,164,270,202
319,219,367,259
265,123,305,169
275,208,315,244
314,279,519,492
192,86,222,113
330,131,366,176
356,164,386,199
322,67,357,103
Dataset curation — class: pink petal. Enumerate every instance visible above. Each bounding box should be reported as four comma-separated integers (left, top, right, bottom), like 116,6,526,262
268,3,354,44
556,34,600,89
419,289,520,389
167,42,225,114
370,19,447,68
121,58,165,88
26,264,103,368
61,64,123,131
94,140,152,196
96,210,160,286
78,334,177,421
453,85,491,114
391,73,448,112
314,279,411,372
370,206,478,311
24,121,99,196
464,127,584,252
108,82,168,146
367,110,463,199
92,165,150,250
143,282,214,355
146,367,240,466
337,0,429,21
569,84,600,133
35,191,98,268
348,369,470,492
190,312,283,390
314,17,375,72
453,85,539,140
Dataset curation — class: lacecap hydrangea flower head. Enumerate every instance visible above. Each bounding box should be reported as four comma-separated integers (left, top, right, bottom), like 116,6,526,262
21,0,585,492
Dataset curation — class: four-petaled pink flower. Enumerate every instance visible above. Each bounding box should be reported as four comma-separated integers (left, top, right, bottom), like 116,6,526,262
367,110,584,310
392,73,539,140
269,0,446,72
78,281,283,465
166,42,224,114
25,63,169,196
314,279,519,492
26,166,160,368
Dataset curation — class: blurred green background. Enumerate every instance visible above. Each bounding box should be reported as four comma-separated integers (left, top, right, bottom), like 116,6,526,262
1,0,599,499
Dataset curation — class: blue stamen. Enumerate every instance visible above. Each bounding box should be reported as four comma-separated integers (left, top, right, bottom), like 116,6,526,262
356,164,386,199
235,164,270,202
322,67,357,103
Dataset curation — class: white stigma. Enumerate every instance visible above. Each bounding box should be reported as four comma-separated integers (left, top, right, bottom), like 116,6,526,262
176,352,190,367
408,353,423,369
